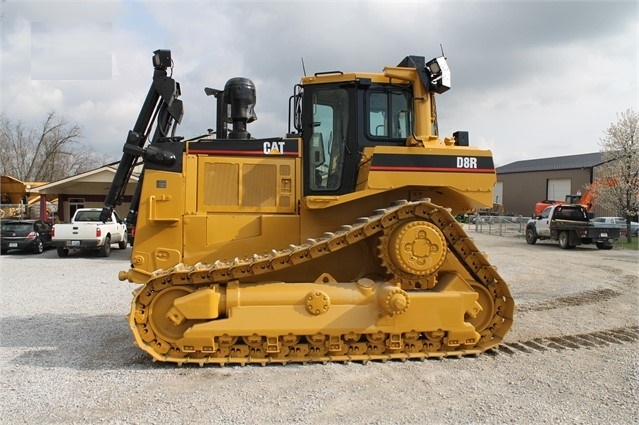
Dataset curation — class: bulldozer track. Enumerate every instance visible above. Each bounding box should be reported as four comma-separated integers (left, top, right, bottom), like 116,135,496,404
130,199,515,366
489,326,639,356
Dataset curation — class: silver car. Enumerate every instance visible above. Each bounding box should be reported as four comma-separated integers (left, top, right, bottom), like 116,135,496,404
592,217,639,236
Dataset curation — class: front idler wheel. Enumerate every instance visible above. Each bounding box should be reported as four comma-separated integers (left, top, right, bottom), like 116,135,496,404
467,282,496,334
147,286,196,345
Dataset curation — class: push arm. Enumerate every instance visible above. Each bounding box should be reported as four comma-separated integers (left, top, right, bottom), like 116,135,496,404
100,50,183,222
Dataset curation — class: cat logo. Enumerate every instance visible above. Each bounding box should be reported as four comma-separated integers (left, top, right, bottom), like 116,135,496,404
263,141,286,154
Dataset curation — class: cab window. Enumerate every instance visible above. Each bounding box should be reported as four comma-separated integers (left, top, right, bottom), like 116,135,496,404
309,88,349,191
368,90,411,139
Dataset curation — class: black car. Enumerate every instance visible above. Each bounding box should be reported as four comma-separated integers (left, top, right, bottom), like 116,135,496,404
125,218,135,246
0,219,53,255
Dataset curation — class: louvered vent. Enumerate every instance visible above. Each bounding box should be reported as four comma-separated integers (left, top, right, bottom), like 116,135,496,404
243,164,276,206
203,162,239,206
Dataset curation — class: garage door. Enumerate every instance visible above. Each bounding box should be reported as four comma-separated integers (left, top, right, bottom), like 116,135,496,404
547,178,571,201
493,181,503,204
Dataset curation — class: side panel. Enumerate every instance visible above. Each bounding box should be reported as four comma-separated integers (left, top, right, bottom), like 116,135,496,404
132,153,303,277
132,169,184,274
360,146,496,212
183,214,301,266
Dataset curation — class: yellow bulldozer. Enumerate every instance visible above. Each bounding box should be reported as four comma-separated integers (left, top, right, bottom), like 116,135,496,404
101,50,514,365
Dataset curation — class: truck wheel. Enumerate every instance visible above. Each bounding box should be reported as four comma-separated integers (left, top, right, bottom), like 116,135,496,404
558,231,570,249
118,235,127,250
100,236,111,257
596,242,613,250
57,247,69,257
525,227,537,245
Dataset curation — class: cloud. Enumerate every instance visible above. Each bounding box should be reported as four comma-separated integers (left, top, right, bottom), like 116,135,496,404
1,0,637,165
31,22,113,80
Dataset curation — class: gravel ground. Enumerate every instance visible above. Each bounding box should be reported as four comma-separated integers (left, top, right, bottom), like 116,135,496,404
1,230,637,424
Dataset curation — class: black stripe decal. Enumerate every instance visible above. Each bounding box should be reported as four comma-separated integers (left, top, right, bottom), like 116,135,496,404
370,153,495,173
188,139,299,156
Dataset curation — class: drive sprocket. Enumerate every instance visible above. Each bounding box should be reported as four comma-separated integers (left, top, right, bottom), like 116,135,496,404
378,219,447,289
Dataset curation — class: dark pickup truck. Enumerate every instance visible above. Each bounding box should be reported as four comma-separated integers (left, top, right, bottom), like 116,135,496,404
525,204,620,249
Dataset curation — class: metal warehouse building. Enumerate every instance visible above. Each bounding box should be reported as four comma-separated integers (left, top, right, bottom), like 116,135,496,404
495,152,615,217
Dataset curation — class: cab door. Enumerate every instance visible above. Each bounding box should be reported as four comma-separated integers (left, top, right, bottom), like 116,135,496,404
535,206,552,237
302,84,358,196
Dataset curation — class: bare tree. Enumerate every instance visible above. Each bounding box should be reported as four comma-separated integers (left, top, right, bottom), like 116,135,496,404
0,111,108,182
589,109,639,242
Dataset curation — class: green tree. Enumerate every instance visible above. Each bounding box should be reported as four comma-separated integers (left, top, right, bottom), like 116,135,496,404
590,109,639,242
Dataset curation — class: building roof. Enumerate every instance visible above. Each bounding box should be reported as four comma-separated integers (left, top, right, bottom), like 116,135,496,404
32,163,139,194
496,152,607,174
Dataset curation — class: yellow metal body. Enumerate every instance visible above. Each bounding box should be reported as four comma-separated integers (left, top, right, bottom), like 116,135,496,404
122,62,514,365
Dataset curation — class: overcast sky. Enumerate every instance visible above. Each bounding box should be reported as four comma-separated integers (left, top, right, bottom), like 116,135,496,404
1,0,637,166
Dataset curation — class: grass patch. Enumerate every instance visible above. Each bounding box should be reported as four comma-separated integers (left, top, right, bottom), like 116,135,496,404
614,237,638,250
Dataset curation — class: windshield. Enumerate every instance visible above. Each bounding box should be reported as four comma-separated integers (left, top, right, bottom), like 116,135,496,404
554,207,587,220
1,222,33,233
74,210,103,222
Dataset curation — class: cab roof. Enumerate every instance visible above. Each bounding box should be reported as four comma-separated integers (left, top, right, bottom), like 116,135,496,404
300,72,410,86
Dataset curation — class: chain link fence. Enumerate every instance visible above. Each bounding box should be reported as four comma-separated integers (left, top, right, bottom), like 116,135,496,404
465,214,527,237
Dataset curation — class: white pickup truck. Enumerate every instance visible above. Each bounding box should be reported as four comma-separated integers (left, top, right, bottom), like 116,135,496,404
52,208,127,257
525,204,620,249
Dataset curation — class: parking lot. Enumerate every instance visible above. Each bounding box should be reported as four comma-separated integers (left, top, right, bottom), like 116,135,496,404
1,232,637,424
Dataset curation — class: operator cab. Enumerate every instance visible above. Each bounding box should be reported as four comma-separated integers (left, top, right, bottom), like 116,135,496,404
295,77,415,196
292,55,449,197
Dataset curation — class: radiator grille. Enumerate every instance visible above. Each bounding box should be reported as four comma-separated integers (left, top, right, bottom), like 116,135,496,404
242,164,277,206
203,162,239,206
200,158,295,213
